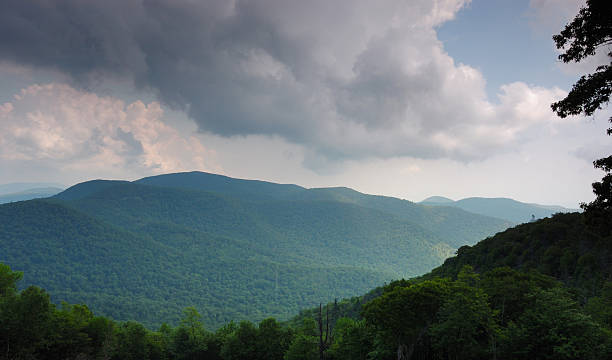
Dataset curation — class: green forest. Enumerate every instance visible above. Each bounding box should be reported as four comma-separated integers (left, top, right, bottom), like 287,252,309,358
0,173,508,328
2,208,612,359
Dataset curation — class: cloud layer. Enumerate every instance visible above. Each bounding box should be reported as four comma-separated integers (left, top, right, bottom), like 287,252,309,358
0,83,215,175
0,0,568,163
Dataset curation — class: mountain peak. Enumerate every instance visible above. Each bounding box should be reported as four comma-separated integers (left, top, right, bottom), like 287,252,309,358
54,179,129,200
421,196,454,203
135,171,305,200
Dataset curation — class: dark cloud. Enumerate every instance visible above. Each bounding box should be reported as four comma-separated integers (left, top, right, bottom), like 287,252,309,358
0,1,144,78
0,0,563,165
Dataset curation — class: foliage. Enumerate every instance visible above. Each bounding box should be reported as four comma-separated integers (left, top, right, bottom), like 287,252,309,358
428,267,497,360
295,210,612,359
585,281,612,329
551,0,612,229
0,263,22,297
428,212,611,301
363,266,611,359
551,0,611,114
2,202,612,360
284,318,318,360
0,263,295,360
326,318,371,360
500,287,611,360
362,278,451,359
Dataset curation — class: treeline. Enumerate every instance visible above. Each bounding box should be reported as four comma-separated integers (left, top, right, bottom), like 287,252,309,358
428,212,612,302
361,266,611,360
3,262,290,360
2,261,611,360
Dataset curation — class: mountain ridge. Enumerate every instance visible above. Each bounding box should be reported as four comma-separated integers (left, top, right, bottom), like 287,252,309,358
2,171,511,328
420,195,577,223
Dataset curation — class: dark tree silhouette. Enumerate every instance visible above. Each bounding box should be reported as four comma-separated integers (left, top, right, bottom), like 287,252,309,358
551,0,612,231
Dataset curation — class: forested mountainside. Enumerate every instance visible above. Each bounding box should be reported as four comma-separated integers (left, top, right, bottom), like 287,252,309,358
137,172,511,248
420,196,577,223
427,212,611,298
298,211,612,322
2,211,610,360
290,211,612,359
0,172,509,328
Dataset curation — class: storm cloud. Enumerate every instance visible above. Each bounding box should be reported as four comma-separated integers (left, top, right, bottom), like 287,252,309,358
0,0,566,163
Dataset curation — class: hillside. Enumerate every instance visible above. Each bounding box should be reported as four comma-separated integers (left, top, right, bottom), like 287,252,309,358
138,172,511,249
136,171,304,201
420,196,577,223
301,211,611,325
2,210,610,360
290,211,612,359
0,198,397,328
59,181,454,275
428,212,611,297
0,172,510,328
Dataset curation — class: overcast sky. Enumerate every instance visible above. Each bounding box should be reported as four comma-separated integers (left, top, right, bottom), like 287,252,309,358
0,0,609,208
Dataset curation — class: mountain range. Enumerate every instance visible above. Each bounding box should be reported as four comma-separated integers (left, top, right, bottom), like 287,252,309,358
0,171,573,328
420,195,577,223
0,187,64,204
0,182,64,204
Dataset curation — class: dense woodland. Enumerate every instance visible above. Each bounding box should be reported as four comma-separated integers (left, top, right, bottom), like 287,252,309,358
2,210,612,360
0,172,508,328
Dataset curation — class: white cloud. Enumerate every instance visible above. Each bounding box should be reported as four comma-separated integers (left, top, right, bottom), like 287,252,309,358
0,83,218,177
528,0,585,31
0,102,12,116
528,0,609,77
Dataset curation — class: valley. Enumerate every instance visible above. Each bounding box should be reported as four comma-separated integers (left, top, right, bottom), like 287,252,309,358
0,171,512,328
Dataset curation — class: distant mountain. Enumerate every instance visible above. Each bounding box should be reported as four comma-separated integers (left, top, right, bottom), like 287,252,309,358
421,196,454,204
0,187,64,204
54,179,129,200
136,171,304,201
420,196,577,223
1,171,511,328
139,172,511,249
0,182,64,195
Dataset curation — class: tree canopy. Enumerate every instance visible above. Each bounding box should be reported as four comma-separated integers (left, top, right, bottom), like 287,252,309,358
551,0,612,227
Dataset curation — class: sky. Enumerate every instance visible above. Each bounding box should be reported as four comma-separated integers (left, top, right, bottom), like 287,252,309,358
0,0,609,208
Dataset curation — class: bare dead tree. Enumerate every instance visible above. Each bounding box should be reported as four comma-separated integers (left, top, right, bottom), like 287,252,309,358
317,303,331,360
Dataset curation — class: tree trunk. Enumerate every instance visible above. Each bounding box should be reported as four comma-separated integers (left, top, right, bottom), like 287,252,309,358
397,342,408,360
318,303,330,360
